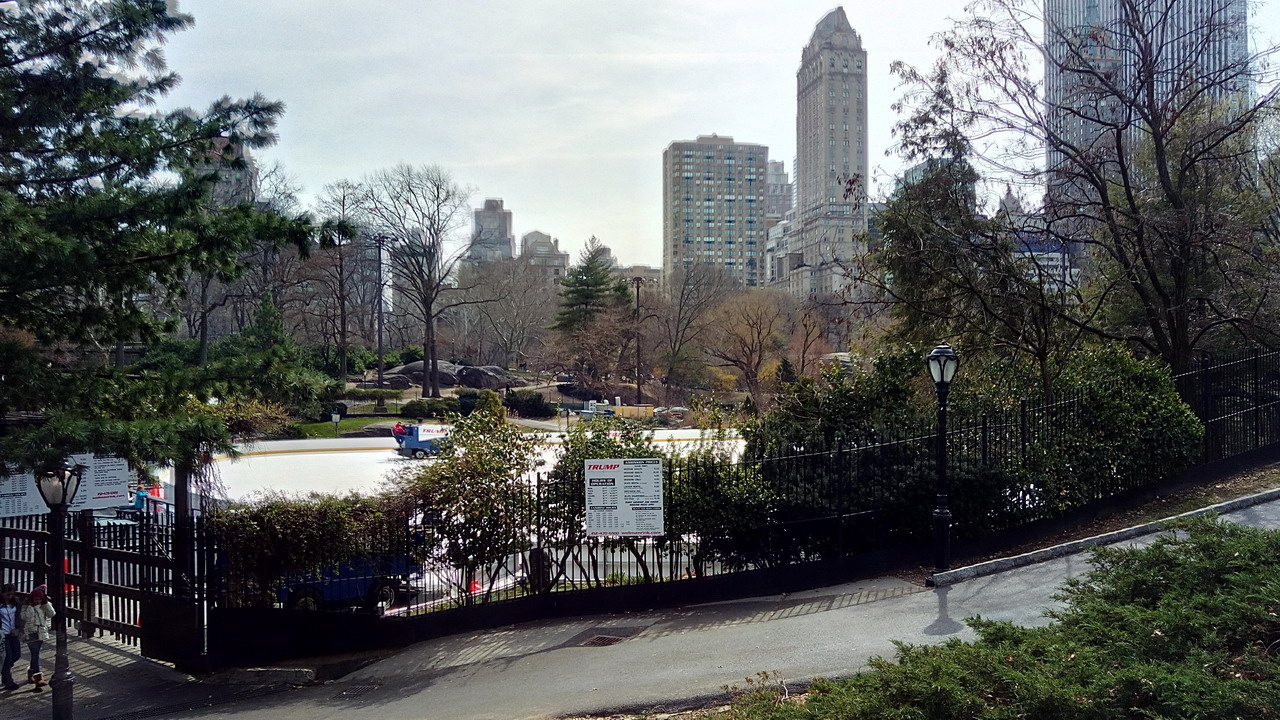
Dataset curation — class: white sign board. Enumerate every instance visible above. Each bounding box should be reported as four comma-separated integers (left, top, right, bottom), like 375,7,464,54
0,455,132,519
585,458,664,537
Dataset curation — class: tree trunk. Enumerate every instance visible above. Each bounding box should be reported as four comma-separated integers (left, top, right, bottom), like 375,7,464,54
427,324,437,399
428,314,442,398
197,275,211,366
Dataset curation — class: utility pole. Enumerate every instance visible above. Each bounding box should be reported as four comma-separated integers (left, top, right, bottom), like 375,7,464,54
632,276,644,406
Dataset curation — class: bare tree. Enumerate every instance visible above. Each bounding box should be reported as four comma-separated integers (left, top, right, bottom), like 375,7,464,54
705,290,788,403
652,263,736,390
297,180,369,377
360,164,491,397
464,258,557,368
890,0,1280,373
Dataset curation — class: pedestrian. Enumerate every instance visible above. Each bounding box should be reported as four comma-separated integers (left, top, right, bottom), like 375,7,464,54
20,585,54,691
0,583,20,690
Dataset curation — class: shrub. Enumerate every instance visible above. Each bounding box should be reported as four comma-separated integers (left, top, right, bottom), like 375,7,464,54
400,397,460,419
504,389,555,418
206,492,409,607
474,389,505,418
397,347,424,366
384,412,544,598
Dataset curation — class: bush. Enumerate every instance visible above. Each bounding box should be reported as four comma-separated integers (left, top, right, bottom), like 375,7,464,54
504,390,555,418
453,388,482,415
474,389,505,418
400,397,460,419
397,347,424,366
385,411,544,598
206,492,409,607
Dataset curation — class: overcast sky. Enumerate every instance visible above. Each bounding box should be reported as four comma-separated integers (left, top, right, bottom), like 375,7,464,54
161,1,1280,268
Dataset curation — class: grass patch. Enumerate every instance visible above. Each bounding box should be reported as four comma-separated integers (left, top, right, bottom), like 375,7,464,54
296,416,392,438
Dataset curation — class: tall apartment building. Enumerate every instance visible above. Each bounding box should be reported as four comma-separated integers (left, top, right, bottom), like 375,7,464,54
766,160,793,219
519,230,570,281
194,138,258,209
772,7,869,297
662,134,768,287
1045,0,1249,182
470,198,515,263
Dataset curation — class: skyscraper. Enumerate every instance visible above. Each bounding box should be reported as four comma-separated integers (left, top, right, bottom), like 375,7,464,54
662,134,769,287
470,198,515,263
1044,0,1249,180
766,160,793,219
519,230,570,281
774,7,869,296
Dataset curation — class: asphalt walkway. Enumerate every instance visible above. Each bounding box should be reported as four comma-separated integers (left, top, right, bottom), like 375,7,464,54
8,495,1280,720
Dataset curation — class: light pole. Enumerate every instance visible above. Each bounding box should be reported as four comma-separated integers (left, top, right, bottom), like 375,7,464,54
374,234,387,411
35,459,86,720
631,276,645,406
927,342,959,577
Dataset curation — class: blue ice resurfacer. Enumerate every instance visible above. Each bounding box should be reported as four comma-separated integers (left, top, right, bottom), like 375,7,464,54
395,424,451,459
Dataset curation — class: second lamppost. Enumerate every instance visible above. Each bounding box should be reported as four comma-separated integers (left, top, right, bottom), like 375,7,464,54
36,459,86,720
927,342,959,577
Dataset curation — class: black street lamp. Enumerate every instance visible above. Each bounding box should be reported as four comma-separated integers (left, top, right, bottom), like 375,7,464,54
35,459,86,720
927,342,959,577
631,276,646,406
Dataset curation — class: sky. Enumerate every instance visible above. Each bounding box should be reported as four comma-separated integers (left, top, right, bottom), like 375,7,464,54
161,1,1280,268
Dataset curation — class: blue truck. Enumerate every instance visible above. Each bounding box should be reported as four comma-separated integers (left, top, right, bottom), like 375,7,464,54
278,554,420,613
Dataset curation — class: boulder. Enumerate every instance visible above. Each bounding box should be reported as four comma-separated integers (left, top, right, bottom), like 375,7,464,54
388,360,459,386
340,422,396,438
458,365,527,390
382,374,413,390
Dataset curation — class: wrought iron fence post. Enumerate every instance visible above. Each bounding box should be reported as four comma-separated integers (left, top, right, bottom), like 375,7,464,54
1019,400,1028,464
1254,347,1261,450
835,434,846,558
981,414,989,467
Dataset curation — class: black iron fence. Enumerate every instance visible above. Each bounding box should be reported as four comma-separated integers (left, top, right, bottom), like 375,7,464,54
211,349,1280,626
8,347,1280,666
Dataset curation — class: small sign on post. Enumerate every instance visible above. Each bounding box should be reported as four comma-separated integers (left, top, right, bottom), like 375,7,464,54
331,413,341,438
584,458,663,537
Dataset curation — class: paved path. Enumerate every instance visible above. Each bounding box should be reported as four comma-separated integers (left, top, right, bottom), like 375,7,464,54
132,498,1279,720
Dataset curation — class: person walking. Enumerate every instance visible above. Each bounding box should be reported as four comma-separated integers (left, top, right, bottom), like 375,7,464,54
20,585,54,691
0,583,21,690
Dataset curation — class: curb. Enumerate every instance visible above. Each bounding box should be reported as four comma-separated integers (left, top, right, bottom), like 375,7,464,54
200,667,317,685
930,486,1280,587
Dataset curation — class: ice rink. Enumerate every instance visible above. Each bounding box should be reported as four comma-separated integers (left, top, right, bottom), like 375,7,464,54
208,429,742,500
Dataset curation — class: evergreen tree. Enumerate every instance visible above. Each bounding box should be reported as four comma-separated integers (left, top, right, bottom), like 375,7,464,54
0,1,314,472
550,237,632,395
553,236,630,334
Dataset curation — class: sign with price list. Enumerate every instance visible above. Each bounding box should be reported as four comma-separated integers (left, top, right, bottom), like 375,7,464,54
0,454,132,519
584,458,663,537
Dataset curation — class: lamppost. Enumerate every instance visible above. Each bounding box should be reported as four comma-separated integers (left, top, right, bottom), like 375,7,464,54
631,276,645,406
374,234,388,411
35,459,86,720
927,342,959,577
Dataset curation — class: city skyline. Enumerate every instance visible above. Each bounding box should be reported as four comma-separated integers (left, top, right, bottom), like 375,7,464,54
161,1,1280,269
